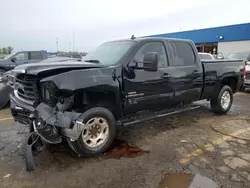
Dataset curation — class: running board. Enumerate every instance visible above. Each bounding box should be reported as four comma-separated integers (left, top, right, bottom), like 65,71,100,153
122,105,200,126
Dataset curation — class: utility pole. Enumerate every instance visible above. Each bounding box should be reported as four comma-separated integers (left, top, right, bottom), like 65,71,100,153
69,42,71,52
56,38,59,53
72,29,74,52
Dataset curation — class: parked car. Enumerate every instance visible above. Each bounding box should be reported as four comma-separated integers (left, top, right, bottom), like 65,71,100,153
0,51,48,77
8,37,244,171
225,51,250,90
0,56,74,110
198,52,215,60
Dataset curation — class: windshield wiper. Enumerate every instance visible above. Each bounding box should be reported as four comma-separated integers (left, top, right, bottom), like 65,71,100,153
84,60,100,63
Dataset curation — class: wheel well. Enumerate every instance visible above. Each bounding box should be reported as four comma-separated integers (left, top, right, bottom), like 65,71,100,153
74,90,121,119
221,77,237,93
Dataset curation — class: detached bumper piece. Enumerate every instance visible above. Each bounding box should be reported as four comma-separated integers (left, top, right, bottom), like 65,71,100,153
26,132,39,172
36,103,81,129
33,120,62,144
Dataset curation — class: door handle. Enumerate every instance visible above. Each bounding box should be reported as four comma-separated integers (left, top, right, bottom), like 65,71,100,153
161,73,171,79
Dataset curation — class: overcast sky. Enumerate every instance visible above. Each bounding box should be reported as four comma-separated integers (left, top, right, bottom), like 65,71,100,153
1,0,250,52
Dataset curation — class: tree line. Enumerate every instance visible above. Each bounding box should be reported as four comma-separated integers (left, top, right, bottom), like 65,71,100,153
0,47,13,54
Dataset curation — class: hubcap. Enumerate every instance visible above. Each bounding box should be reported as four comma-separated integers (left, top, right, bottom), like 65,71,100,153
221,91,231,109
81,117,109,148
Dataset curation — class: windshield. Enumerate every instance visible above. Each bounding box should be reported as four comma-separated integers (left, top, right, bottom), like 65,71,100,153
83,41,135,65
226,52,250,60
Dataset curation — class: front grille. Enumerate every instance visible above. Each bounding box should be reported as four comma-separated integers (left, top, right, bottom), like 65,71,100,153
14,74,39,104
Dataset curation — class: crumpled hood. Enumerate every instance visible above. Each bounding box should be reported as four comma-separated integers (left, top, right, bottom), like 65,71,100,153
11,60,105,75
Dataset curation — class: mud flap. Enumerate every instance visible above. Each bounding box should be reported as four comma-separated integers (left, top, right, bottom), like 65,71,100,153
25,132,39,172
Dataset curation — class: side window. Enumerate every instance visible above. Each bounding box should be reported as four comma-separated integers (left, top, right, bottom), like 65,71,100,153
14,52,28,60
30,52,43,60
169,41,195,66
134,42,168,68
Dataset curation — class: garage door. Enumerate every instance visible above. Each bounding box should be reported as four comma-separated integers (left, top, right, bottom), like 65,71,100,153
218,40,250,56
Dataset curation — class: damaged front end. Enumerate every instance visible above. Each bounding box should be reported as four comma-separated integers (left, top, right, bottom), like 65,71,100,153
10,77,86,171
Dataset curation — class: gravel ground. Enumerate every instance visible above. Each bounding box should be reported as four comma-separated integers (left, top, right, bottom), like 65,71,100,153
0,90,250,188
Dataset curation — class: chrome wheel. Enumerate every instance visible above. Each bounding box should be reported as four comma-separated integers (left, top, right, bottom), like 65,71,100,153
221,91,231,110
81,117,109,148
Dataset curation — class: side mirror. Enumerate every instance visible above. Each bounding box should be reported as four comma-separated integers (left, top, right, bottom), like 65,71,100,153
217,52,224,59
142,52,158,72
11,57,17,63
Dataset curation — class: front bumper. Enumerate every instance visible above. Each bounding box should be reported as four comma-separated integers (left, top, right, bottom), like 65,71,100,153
10,93,84,142
10,93,35,125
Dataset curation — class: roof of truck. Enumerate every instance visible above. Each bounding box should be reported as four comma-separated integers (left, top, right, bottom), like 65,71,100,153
109,37,193,43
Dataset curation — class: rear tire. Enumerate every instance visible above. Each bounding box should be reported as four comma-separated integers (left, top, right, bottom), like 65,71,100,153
210,85,233,114
70,107,116,156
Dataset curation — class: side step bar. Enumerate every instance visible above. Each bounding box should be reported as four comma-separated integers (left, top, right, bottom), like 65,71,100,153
122,105,200,126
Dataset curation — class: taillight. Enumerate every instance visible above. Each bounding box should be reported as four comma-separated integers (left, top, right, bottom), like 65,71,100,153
243,66,246,80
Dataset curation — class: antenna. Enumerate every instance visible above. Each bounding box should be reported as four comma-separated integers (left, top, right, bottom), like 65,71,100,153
131,34,135,40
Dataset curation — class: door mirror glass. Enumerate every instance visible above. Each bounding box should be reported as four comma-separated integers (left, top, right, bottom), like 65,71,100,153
142,52,158,72
217,52,224,59
11,57,17,62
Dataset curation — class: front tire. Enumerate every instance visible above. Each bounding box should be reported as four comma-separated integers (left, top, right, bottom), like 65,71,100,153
210,85,233,114
70,107,116,156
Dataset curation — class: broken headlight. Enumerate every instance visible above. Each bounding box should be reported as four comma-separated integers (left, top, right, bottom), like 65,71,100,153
40,81,58,105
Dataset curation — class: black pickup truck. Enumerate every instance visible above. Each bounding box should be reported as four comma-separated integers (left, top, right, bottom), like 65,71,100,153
7,37,244,171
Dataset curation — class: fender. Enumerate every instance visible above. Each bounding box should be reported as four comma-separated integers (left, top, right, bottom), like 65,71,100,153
40,67,122,113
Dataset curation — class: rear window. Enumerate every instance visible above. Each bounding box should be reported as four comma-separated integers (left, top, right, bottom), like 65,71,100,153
30,52,43,60
169,41,195,66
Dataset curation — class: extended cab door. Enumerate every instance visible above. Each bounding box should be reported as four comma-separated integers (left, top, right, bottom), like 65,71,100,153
123,41,175,114
165,40,203,104
29,51,46,63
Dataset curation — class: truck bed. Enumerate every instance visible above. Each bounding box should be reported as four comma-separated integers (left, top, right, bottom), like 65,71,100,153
201,59,244,99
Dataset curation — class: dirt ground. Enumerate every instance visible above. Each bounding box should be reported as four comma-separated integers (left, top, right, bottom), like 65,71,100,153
0,90,250,188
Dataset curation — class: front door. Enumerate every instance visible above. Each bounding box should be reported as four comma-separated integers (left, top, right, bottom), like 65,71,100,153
11,52,30,68
123,41,175,114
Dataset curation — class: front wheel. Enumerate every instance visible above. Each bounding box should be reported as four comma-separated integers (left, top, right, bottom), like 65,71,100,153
210,85,233,114
70,107,117,156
